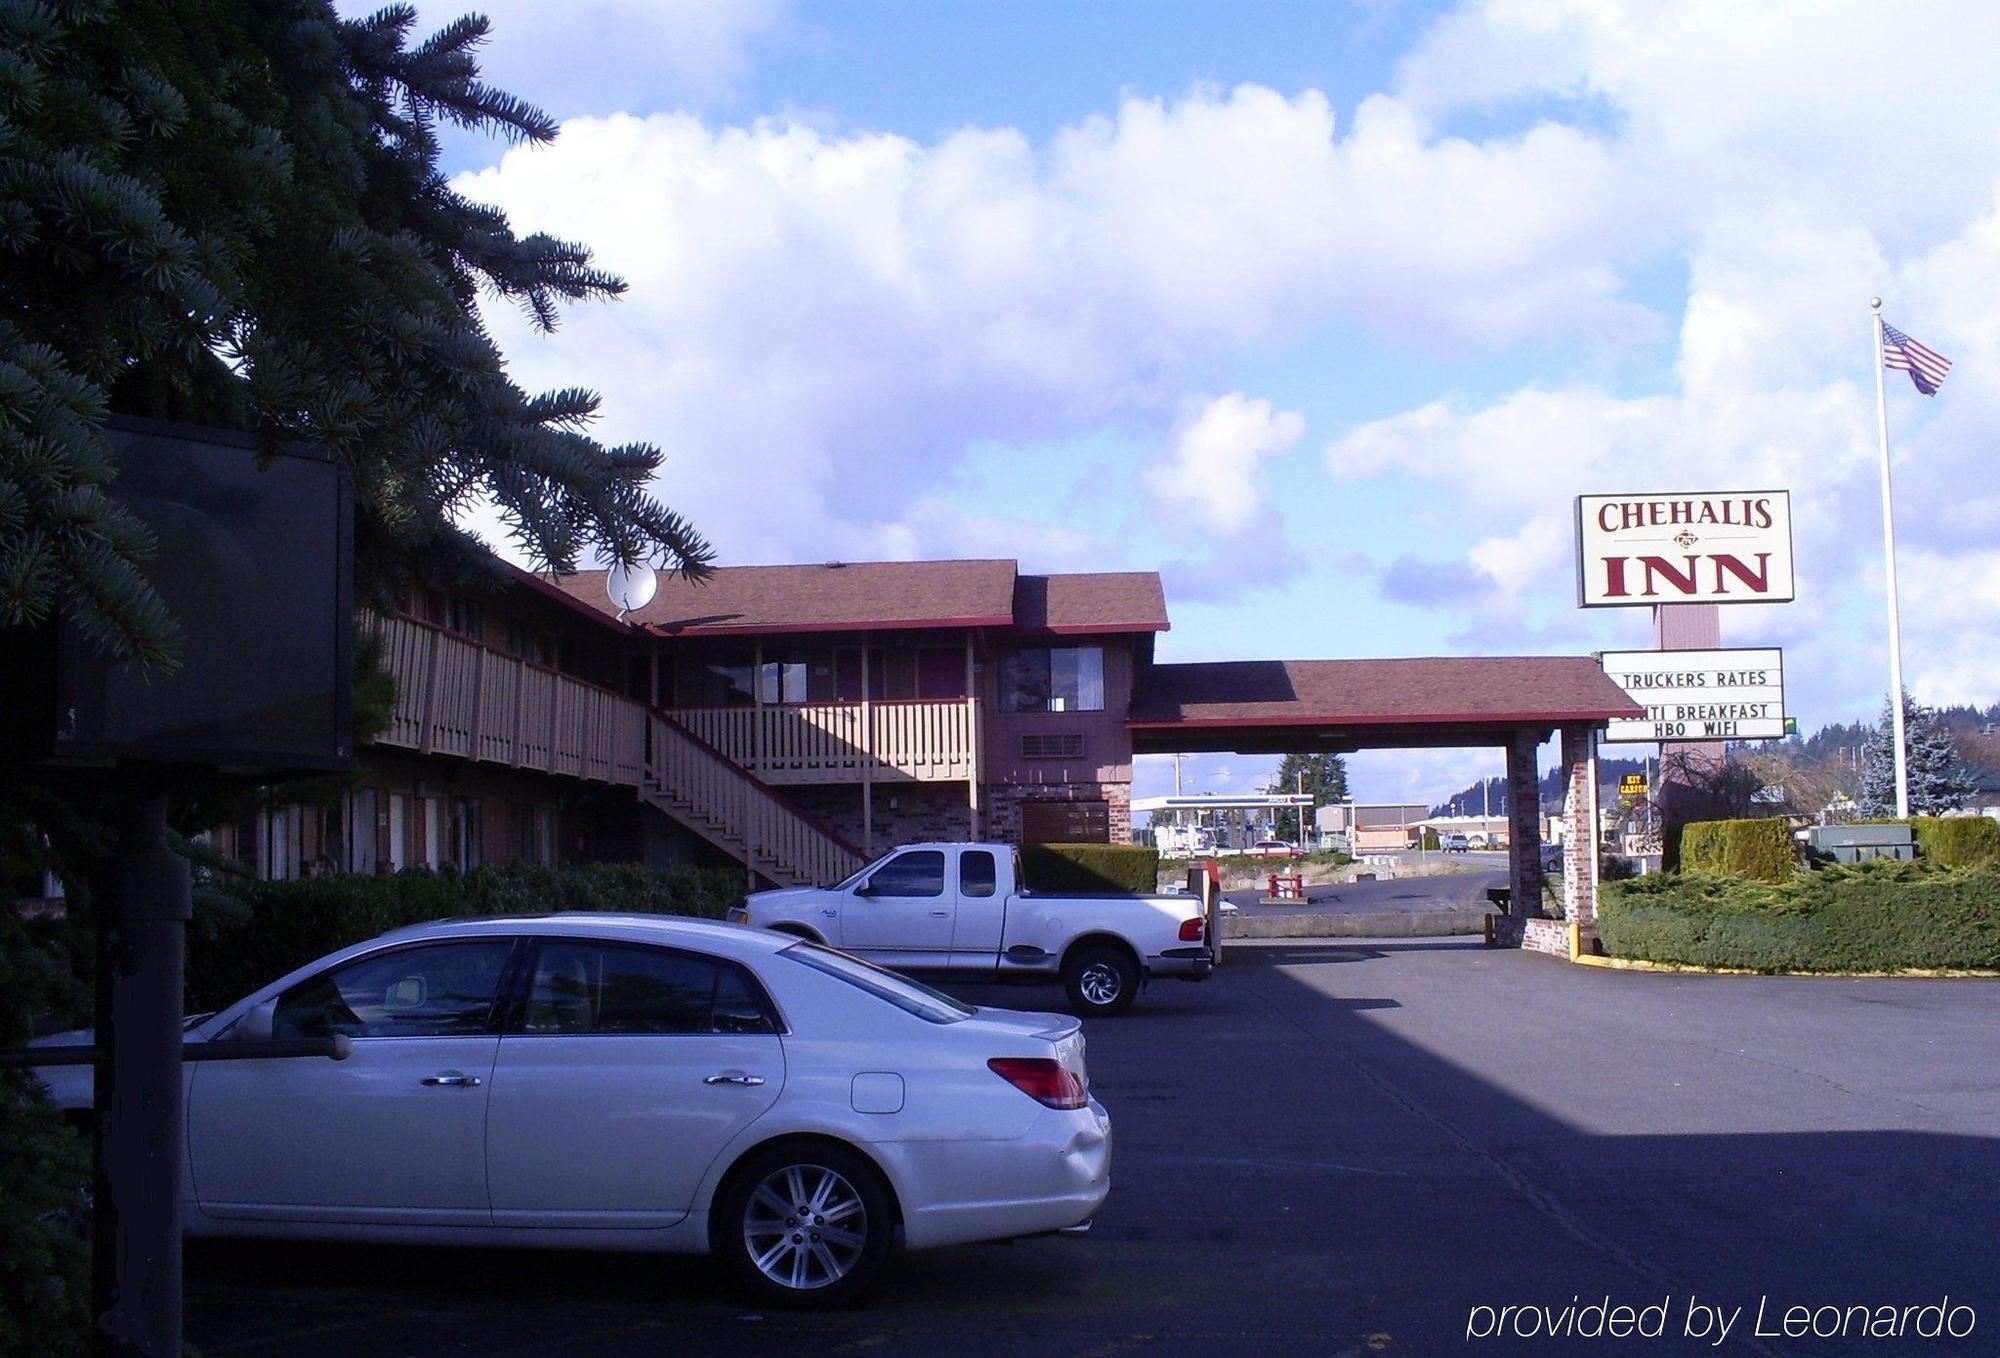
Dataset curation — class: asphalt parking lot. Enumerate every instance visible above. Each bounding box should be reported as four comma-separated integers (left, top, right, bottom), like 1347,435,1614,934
184,941,2000,1358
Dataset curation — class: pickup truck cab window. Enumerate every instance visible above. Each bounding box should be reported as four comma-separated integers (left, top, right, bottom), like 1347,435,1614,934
960,850,997,898
865,850,945,897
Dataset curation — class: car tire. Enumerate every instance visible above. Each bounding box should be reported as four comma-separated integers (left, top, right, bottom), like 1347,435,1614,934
714,1142,895,1308
1062,944,1139,1018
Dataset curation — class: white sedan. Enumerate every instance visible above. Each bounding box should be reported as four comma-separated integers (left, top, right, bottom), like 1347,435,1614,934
31,914,1111,1305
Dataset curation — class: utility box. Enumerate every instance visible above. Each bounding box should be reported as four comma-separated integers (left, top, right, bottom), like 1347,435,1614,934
1806,824,1915,863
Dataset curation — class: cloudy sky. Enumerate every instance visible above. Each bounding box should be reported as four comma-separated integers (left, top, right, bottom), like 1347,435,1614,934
371,0,2000,807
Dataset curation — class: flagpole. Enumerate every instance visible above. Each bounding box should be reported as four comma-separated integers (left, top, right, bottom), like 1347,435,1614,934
1870,297,1911,818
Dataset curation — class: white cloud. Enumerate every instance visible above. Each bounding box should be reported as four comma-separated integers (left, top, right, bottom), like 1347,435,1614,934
1325,195,1998,721
384,0,792,117
1346,747,1502,808
1295,0,2000,731
454,82,1661,572
441,0,2000,749
1143,394,1303,535
1395,1,2000,243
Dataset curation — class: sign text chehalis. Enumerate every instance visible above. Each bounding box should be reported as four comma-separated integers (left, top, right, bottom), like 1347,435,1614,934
1575,492,1795,608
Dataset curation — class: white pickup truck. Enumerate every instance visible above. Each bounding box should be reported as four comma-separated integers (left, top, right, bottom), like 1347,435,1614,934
730,842,1213,1016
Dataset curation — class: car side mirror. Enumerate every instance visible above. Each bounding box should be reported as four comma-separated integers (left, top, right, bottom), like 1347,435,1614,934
232,998,277,1043
855,877,876,896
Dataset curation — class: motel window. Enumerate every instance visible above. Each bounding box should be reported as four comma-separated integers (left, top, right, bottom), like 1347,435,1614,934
915,645,967,699
999,646,1105,713
388,794,412,872
346,787,379,874
451,798,483,870
445,595,484,641
758,649,810,705
421,797,445,869
412,586,447,627
832,647,887,702
512,803,556,867
259,805,303,881
677,650,756,707
507,619,558,667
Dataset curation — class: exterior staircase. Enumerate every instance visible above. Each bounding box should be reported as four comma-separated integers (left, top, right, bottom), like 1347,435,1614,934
369,613,865,889
642,714,866,888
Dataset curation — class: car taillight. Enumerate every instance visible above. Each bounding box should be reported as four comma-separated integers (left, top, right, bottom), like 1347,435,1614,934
1178,916,1205,941
988,1057,1087,1110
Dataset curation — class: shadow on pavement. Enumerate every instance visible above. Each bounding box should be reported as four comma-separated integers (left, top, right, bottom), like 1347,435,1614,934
183,942,2000,1358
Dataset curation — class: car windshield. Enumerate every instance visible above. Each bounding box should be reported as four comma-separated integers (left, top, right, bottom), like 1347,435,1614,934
781,942,974,1024
828,853,893,892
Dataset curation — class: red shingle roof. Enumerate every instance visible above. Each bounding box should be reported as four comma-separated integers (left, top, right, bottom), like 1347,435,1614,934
1013,573,1169,634
547,559,1173,637
555,560,1021,636
1131,657,1642,728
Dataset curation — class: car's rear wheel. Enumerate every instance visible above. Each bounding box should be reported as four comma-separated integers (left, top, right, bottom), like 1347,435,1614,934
1062,944,1138,1017
715,1142,893,1307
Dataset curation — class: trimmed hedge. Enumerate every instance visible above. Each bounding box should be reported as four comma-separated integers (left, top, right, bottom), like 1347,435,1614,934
1598,860,2000,971
187,862,744,1014
1021,843,1161,895
1678,818,1796,882
1911,816,2000,868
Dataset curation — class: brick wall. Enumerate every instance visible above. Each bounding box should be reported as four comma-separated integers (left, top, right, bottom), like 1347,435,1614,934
983,780,1132,845
786,782,974,855
1560,724,1598,924
1520,917,1572,956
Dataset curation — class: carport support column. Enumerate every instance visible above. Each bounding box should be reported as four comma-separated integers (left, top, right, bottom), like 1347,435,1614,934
1560,724,1600,929
1504,730,1546,917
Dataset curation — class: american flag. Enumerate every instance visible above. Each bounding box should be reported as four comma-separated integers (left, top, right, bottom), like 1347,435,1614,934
1881,321,1952,395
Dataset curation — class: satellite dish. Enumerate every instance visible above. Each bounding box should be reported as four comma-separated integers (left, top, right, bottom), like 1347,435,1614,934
606,560,657,618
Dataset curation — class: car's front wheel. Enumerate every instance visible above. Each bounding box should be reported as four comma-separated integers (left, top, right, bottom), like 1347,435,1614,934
1062,944,1139,1017
715,1142,894,1307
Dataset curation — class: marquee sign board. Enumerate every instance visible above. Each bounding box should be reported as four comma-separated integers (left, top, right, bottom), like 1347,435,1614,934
1576,491,1795,608
1600,648,1786,743
1618,773,1648,798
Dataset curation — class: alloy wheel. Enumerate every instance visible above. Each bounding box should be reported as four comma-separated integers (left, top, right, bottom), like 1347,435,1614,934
1077,961,1123,1006
741,1163,870,1291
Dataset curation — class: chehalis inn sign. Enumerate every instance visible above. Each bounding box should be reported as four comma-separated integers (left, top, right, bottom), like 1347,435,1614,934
1575,491,1795,608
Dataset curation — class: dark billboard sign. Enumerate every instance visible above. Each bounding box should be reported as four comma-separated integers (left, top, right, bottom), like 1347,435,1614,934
8,416,353,772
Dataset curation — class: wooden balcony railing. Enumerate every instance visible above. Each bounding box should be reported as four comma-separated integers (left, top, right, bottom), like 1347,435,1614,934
369,614,862,885
373,615,644,784
666,699,977,785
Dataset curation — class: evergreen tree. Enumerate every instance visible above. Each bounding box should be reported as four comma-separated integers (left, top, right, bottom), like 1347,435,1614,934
1271,752,1348,841
0,1,711,668
1860,692,1977,815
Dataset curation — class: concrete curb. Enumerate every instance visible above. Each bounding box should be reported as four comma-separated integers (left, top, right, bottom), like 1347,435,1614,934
1571,953,2000,979
1222,907,1494,940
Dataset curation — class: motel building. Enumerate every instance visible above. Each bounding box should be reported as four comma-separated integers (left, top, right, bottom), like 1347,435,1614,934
220,557,1639,920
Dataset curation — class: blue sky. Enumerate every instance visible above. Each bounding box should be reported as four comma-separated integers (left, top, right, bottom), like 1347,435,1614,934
365,0,2000,808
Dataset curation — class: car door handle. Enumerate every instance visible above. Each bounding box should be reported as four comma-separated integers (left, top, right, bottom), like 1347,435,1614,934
703,1072,766,1086
421,1072,481,1087
929,909,950,918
